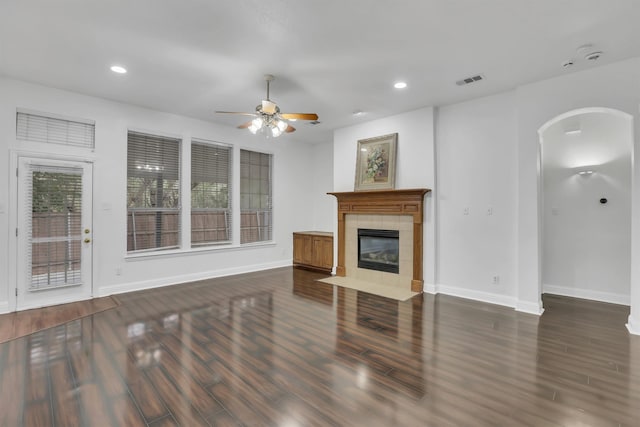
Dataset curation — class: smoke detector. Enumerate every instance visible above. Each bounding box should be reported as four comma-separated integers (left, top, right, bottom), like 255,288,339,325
576,44,593,55
584,51,603,61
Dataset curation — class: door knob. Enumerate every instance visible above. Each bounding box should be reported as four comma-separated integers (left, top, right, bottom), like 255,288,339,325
84,238,91,243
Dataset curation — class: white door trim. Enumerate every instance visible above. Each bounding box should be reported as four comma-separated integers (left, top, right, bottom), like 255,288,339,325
8,150,95,312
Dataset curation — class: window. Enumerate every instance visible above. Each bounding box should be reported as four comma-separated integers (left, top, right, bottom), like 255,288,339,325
191,140,232,246
16,110,95,149
127,131,180,252
240,149,272,243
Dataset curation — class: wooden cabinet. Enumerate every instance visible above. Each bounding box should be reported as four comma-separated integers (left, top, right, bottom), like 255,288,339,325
293,231,333,273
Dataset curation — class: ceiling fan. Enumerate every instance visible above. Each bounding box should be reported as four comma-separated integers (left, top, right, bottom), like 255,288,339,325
216,74,319,137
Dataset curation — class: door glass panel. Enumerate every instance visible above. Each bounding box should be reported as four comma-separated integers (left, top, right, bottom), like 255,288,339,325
28,168,83,290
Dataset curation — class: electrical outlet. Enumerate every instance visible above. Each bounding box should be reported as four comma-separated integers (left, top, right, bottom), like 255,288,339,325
492,275,500,285
115,266,122,276
487,207,493,216
463,207,470,216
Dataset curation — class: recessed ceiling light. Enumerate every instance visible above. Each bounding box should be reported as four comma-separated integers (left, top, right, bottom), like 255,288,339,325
110,65,127,74
394,82,407,89
352,110,365,116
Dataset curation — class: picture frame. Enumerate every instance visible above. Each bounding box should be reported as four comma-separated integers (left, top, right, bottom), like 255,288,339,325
354,133,398,191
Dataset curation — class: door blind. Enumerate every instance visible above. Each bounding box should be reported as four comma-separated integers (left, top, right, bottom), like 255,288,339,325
127,131,181,252
191,139,232,246
25,165,84,291
16,111,95,149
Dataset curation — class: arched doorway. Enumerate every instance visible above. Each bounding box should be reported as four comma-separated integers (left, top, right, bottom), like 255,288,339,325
538,108,633,310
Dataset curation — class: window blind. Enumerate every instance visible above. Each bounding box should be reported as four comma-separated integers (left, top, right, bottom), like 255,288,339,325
191,139,232,246
17,111,95,149
127,131,181,252
240,149,272,243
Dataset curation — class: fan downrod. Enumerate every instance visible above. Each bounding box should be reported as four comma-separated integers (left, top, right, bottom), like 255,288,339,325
264,74,274,100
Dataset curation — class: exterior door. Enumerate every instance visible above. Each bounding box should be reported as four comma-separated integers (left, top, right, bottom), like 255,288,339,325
16,157,93,310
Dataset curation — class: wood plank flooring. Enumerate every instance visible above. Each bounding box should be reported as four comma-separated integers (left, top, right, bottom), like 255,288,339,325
0,296,118,343
0,267,639,426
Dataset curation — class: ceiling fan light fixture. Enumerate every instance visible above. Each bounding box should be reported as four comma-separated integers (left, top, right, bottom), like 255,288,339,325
217,74,317,138
269,119,289,137
271,124,282,137
248,117,263,134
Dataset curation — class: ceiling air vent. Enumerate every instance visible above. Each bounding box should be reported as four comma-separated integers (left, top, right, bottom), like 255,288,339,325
308,120,322,125
455,74,485,86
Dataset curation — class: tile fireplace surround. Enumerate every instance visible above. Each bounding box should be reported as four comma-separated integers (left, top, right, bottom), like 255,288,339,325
328,189,430,293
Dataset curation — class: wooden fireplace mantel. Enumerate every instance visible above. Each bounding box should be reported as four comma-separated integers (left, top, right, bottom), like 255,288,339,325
328,189,431,292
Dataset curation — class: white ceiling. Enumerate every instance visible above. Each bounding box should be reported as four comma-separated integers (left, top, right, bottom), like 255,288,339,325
1,0,639,144
542,111,632,170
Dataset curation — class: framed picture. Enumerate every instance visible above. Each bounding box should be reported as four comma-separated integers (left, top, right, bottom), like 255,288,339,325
354,133,398,191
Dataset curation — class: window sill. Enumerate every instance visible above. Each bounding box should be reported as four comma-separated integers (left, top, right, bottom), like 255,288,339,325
125,241,276,261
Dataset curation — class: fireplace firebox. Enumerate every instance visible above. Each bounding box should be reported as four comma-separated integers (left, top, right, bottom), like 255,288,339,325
357,228,399,274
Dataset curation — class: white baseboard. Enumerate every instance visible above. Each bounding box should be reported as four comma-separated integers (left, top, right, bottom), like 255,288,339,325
431,283,517,309
515,300,545,316
423,282,437,294
0,301,9,314
99,260,291,297
543,284,630,306
626,314,640,335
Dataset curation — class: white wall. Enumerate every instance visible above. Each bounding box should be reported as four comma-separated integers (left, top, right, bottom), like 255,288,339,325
516,57,640,319
434,59,640,317
0,77,322,312
542,111,632,304
435,92,518,307
330,58,640,326
311,142,334,231
333,107,436,285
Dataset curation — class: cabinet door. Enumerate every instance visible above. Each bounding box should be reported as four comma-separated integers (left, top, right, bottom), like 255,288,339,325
294,234,313,265
312,237,323,268
293,234,306,264
320,237,334,270
302,235,313,264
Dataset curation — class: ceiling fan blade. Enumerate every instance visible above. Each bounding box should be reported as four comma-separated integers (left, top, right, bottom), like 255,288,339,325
262,100,278,115
285,124,296,133
216,111,258,116
280,113,318,121
237,120,254,129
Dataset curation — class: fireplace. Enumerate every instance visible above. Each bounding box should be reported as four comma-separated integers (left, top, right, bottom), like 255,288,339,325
328,189,430,292
358,229,399,274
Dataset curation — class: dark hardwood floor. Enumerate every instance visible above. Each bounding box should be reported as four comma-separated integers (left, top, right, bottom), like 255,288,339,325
0,296,118,343
0,267,638,426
